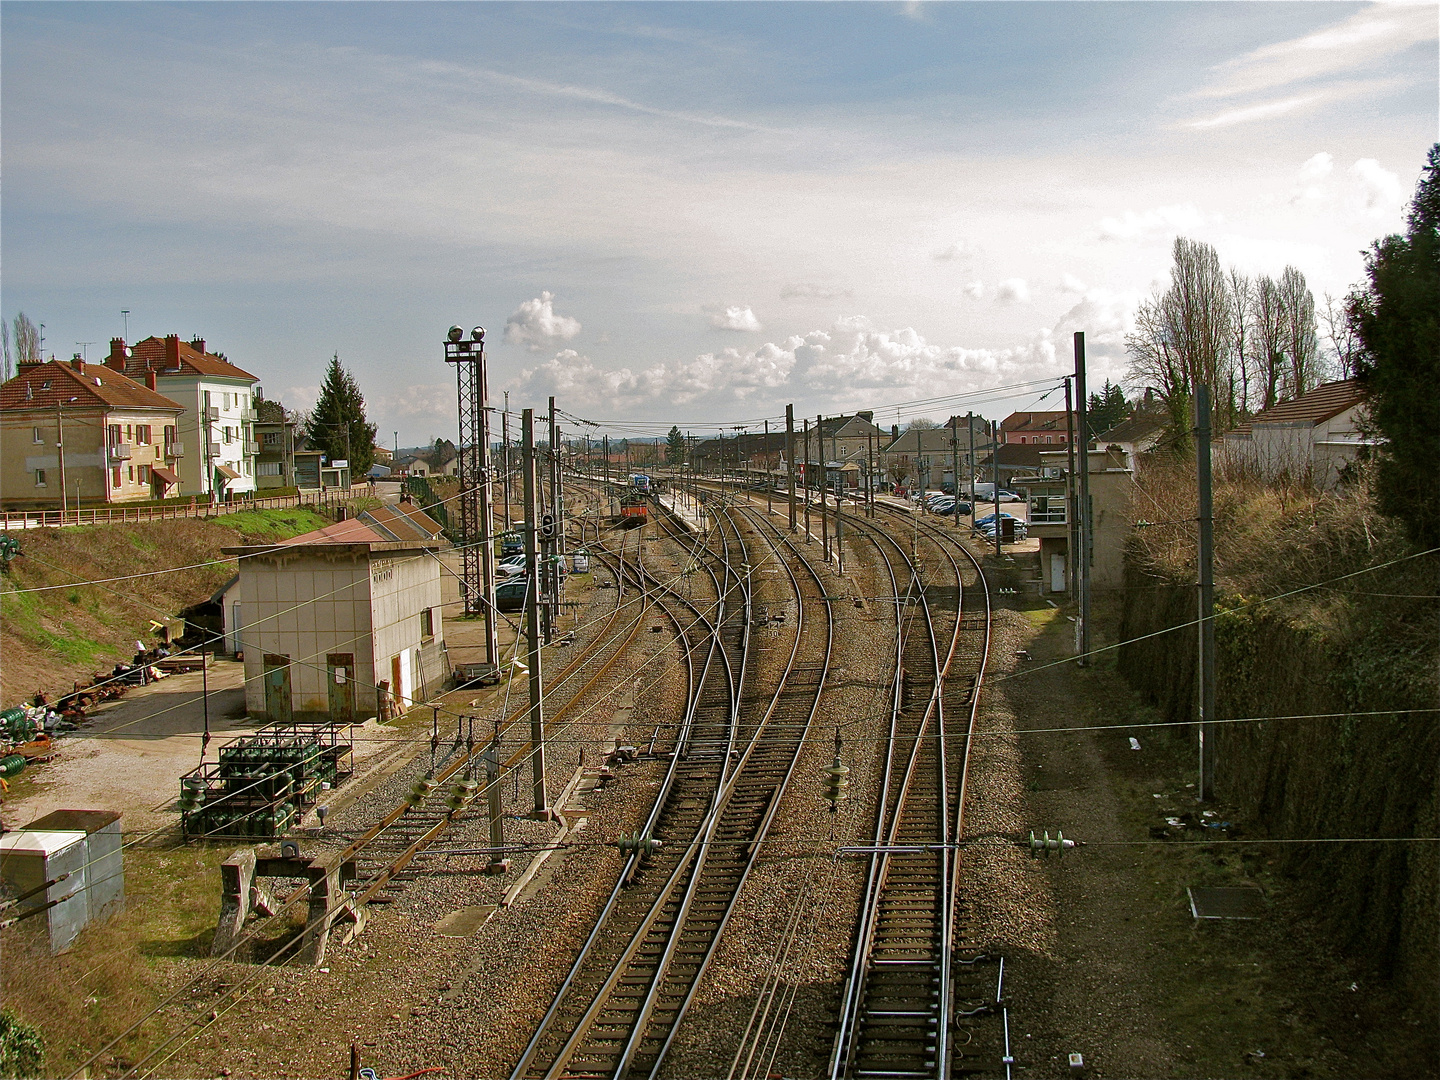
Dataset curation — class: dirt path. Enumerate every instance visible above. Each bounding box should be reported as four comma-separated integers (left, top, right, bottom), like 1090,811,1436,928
964,600,1435,1079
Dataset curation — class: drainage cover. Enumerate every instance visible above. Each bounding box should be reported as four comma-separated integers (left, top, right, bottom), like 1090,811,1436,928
1187,886,1266,920
434,906,496,937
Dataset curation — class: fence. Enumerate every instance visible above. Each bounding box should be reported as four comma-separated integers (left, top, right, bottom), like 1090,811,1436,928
1,484,369,532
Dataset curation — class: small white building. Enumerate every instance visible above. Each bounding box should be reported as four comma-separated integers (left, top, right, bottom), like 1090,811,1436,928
1222,380,1371,489
226,503,449,722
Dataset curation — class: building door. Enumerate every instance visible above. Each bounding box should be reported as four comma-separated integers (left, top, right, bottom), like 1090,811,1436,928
1050,553,1066,593
327,654,355,723
391,654,404,713
263,655,292,723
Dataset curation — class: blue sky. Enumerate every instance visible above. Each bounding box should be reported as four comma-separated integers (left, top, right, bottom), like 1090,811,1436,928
3,2,1435,444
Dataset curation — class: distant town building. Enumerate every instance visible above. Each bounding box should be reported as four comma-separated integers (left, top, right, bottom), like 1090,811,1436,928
0,357,185,508
1096,413,1166,471
880,415,993,493
225,503,449,723
105,336,259,500
998,410,1072,446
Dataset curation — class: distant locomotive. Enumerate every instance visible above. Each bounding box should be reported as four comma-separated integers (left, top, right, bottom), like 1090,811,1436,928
629,474,653,493
619,492,648,524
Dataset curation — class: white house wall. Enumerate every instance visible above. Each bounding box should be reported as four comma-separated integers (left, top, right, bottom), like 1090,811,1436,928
368,553,446,708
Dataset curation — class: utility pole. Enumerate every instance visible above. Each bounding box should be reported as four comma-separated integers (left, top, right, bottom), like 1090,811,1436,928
502,395,511,530
992,421,1001,559
786,405,797,532
802,419,811,540
764,418,772,516
1196,384,1217,801
56,402,68,517
968,417,976,510
547,397,562,644
950,415,960,531
521,409,550,818
866,428,874,517
1064,377,1078,601
817,416,829,561
603,435,611,515
1074,332,1092,665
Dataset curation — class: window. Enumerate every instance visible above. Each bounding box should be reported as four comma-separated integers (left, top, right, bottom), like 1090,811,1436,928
136,425,151,445
165,425,177,445
125,424,133,441
420,607,434,639
32,427,43,444
128,465,135,483
259,461,283,476
1060,435,1067,443
244,459,252,476
34,469,46,487
263,431,281,446
112,467,122,488
108,424,122,446
40,380,50,390
139,464,150,484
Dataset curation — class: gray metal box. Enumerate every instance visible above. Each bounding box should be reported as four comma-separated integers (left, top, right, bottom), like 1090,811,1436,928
0,829,89,953
27,809,125,923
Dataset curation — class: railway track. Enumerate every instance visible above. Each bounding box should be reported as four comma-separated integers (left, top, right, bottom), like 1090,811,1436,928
510,493,835,1080
828,505,993,1080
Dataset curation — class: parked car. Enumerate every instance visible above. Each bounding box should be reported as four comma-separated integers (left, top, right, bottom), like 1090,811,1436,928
495,580,528,612
997,490,1022,502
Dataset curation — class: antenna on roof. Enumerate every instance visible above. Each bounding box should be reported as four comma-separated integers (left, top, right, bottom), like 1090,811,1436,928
121,310,130,340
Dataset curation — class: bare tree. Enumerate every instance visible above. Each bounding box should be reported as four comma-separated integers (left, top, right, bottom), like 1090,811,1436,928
1278,265,1320,399
1,321,9,383
906,417,939,430
12,312,40,368
1320,291,1362,379
1125,287,1192,443
1227,268,1253,421
1250,275,1287,410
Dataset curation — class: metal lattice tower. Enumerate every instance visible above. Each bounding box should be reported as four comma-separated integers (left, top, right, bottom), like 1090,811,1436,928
444,326,498,665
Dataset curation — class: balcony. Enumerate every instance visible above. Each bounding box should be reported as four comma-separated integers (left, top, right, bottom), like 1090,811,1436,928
107,443,132,461
165,441,184,459
244,440,261,456
206,406,220,422
206,443,223,459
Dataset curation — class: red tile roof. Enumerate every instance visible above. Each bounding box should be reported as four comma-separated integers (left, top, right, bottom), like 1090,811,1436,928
0,360,185,414
118,336,258,382
1001,410,1069,432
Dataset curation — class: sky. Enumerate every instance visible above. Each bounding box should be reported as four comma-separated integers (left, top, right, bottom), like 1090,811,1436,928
2,1,1435,446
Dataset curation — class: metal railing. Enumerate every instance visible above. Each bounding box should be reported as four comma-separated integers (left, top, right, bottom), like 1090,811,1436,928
0,484,369,531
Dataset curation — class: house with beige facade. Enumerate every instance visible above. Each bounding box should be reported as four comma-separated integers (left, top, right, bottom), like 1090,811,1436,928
105,335,259,500
225,503,449,723
0,358,185,508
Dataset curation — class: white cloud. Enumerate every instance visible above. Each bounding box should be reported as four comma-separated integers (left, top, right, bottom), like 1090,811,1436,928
1059,273,1087,294
1098,202,1212,241
1194,6,1437,101
963,281,985,299
933,240,978,262
1298,152,1334,181
1349,158,1404,211
375,383,454,423
504,292,582,352
709,305,764,332
995,278,1030,303
781,282,853,301
901,2,928,22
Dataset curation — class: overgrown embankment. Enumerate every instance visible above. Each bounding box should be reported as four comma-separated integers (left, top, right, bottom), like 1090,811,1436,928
0,508,333,705
1117,461,1438,1011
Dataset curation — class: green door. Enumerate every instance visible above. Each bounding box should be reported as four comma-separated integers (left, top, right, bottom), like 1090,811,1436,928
327,653,355,723
263,655,292,723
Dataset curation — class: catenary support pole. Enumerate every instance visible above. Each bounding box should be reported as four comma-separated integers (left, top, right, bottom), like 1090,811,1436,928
1074,332,1092,665
818,415,828,562
786,405,797,532
951,415,961,531
1196,384,1217,801
521,409,550,818
484,721,509,874
992,421,1001,558
802,419,811,541
1065,377,1078,601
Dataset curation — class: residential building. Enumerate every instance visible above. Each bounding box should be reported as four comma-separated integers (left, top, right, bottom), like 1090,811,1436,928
999,410,1073,446
105,335,259,499
1221,380,1371,488
1013,448,1134,594
1096,413,1166,471
976,443,1045,488
225,503,449,723
880,415,994,493
0,357,185,508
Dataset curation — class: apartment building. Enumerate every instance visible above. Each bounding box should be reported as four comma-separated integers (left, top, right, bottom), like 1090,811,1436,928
0,357,185,508
105,335,259,499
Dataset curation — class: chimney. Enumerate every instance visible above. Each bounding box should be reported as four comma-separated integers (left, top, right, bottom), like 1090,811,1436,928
190,337,205,355
71,354,85,372
145,371,158,391
164,334,181,370
107,338,128,372
891,424,899,439
336,505,348,522
857,410,873,423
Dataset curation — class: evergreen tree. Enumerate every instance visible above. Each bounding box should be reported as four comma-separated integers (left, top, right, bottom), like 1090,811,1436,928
303,354,377,477
1348,143,1440,549
1087,379,1131,434
666,426,685,465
